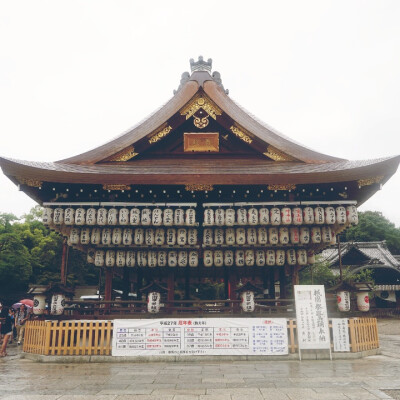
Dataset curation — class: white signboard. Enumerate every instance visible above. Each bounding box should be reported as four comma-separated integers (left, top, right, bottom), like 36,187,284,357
332,318,350,352
112,318,288,356
294,285,330,350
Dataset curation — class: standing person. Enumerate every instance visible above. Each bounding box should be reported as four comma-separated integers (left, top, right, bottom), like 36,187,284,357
0,306,13,356
15,304,29,345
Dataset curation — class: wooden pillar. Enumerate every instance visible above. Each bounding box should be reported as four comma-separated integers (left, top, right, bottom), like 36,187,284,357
60,238,68,285
104,268,113,310
279,267,287,299
292,265,300,286
167,271,174,312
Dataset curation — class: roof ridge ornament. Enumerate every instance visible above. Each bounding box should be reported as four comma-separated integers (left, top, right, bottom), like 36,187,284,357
190,55,212,73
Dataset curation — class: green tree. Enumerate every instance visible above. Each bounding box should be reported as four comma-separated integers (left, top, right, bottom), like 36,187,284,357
299,258,338,288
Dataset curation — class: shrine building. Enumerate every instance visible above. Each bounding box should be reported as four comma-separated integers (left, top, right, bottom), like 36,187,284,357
1,56,399,315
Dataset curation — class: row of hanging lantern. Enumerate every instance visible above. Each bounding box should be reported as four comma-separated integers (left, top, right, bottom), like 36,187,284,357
68,227,199,246
202,226,336,246
42,207,197,227
90,249,199,268
203,205,358,226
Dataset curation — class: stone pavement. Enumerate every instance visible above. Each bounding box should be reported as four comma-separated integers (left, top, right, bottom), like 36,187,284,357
0,319,399,400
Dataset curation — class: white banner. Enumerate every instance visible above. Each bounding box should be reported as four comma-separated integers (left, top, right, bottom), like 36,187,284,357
332,318,350,352
294,285,330,350
112,318,288,356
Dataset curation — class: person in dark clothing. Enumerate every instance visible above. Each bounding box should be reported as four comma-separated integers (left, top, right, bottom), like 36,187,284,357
0,306,13,356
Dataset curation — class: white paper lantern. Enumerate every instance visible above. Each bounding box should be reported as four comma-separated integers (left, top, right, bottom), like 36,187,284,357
214,250,224,267
257,227,268,245
203,250,213,267
256,250,266,266
155,228,165,245
53,208,64,225
279,227,290,245
224,250,234,267
337,291,351,312
214,228,224,245
248,208,259,225
95,250,105,267
266,250,275,266
152,208,163,226
168,251,177,267
225,228,235,245
347,205,359,225
235,291,255,315
240,291,255,312
148,251,157,268
122,228,133,245
189,251,199,267
322,226,332,243
246,228,257,245
148,292,161,314
245,250,255,266
166,228,176,245
188,228,197,245
163,209,173,226
299,227,310,244
97,208,108,225
69,228,80,244
177,228,187,245
174,208,185,226
235,250,245,267
112,228,122,245
314,206,325,225
290,227,300,244
134,228,144,245
105,250,116,267
270,207,281,225
185,208,196,226
311,227,321,244
303,207,314,224
141,209,152,226
203,228,213,246
86,208,97,225
119,208,130,225
356,292,370,312
80,227,91,245
137,251,147,267
307,250,315,264
145,229,155,246
33,295,46,315
281,207,292,225
91,228,101,245
325,207,336,224
225,208,235,226
236,228,246,245
107,208,118,225
237,208,247,225
130,208,141,225
126,251,136,267
50,294,65,316
292,207,303,225
276,250,285,266
157,251,167,267
116,250,126,267
268,227,279,245
297,249,307,266
287,249,296,265
102,228,112,245
64,208,75,225
75,208,86,225
215,209,225,226
204,208,214,226
87,248,96,264
336,206,347,225
259,208,269,224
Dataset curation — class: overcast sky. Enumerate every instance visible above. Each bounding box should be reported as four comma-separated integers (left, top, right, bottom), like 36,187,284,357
1,0,399,226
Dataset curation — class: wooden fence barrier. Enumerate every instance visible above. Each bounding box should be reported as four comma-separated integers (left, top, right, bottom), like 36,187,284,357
23,317,378,356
